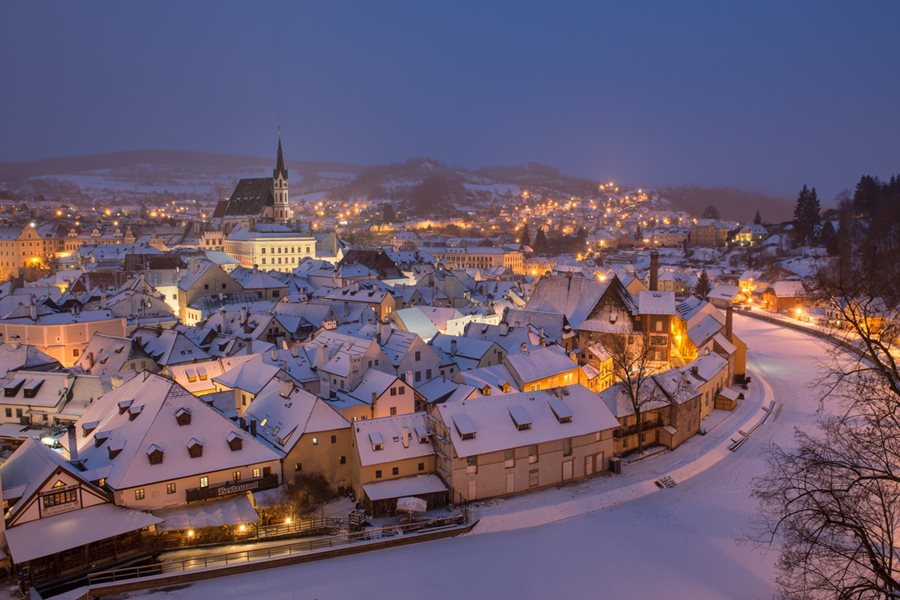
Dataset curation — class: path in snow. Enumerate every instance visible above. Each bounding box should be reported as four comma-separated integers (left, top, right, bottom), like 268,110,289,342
126,316,830,600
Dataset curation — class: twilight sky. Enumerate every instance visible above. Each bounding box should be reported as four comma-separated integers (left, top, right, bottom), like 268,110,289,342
1,1,898,199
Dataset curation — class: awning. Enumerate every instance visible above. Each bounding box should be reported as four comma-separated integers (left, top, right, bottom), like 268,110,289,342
4,503,162,564
396,496,427,513
252,485,290,509
154,493,258,532
362,475,447,502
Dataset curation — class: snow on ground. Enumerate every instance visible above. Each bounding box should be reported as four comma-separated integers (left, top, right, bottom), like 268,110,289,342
125,316,830,600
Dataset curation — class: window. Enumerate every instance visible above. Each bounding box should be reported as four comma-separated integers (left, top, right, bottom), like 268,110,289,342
204,283,209,290
166,482,176,495
72,348,80,357
390,387,396,396
505,449,515,468
528,469,539,488
339,456,346,464
295,463,302,472
331,435,337,444
563,438,572,457
135,488,145,500
418,462,425,471
4,408,10,418
390,407,397,416
375,469,382,479
312,437,319,446
392,467,399,476
199,476,209,488
398,386,405,395
466,456,478,474
426,369,432,380
233,471,241,481
528,445,539,464
414,351,421,361
655,320,663,332
252,468,261,478
42,488,78,509
415,371,422,382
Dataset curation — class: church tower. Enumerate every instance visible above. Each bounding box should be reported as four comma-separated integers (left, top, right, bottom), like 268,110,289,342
272,136,292,223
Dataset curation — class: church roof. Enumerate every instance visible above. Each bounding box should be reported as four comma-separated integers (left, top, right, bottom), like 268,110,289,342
222,177,275,217
274,137,288,180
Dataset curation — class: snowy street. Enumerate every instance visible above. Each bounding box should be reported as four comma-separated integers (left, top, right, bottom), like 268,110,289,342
127,315,829,600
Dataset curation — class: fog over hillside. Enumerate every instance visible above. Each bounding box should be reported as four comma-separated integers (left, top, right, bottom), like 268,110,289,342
0,150,792,222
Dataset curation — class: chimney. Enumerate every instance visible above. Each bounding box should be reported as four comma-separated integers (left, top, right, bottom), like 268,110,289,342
380,321,392,343
245,337,252,354
726,305,734,341
240,305,249,326
279,379,294,398
270,348,279,361
250,420,258,437
371,391,377,405
290,345,300,358
691,365,699,376
450,339,458,356
29,297,37,321
315,345,328,371
499,323,509,336
401,426,410,449
405,371,414,385
649,250,660,292
67,424,78,462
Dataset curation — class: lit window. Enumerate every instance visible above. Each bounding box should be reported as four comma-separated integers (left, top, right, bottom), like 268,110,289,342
199,476,209,488
135,488,145,500
252,468,261,478
166,482,176,495
233,471,241,481
312,437,319,446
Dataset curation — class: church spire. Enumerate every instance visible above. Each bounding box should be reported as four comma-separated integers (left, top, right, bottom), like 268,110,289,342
274,134,288,181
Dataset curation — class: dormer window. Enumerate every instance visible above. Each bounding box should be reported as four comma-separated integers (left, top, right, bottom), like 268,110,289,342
187,438,203,458
226,431,243,451
118,399,133,414
128,405,143,421
369,432,384,452
508,405,533,431
108,446,122,460
82,420,99,437
175,407,192,426
94,432,109,447
147,444,164,464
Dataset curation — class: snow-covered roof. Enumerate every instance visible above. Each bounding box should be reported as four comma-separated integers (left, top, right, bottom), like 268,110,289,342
637,291,677,315
504,345,578,384
437,385,619,458
65,373,280,495
212,355,281,394
362,474,447,502
4,503,162,564
353,413,434,467
770,280,805,298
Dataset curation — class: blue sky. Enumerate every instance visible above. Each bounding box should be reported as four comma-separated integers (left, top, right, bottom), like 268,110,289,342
1,1,898,199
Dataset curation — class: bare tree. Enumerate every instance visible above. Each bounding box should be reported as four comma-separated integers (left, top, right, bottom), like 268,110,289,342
599,333,667,453
752,263,900,599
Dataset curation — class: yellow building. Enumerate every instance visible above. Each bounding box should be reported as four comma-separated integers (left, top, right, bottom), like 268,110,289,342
430,247,525,275
223,227,316,273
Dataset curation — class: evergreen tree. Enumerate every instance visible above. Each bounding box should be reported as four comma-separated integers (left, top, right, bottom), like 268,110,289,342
701,205,721,220
533,227,548,254
520,222,531,246
694,269,712,300
792,185,821,246
635,224,643,241
820,220,838,256
753,210,762,225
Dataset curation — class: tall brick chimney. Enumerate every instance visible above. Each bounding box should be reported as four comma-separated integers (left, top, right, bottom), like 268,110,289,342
649,251,660,292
